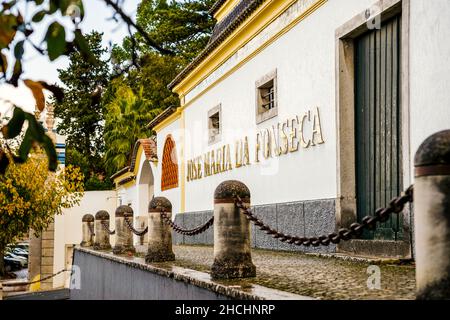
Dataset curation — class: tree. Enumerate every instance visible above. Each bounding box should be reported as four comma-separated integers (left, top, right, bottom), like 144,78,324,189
103,0,215,174
103,83,160,175
0,0,173,175
54,31,112,190
0,150,84,277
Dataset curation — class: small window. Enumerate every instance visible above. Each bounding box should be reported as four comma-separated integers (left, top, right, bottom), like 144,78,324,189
256,69,278,124
208,105,221,144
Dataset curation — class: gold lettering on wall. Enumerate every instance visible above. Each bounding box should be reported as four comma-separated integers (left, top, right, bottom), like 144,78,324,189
243,137,250,166
311,107,325,146
255,133,261,163
288,117,299,152
186,107,326,182
299,111,311,148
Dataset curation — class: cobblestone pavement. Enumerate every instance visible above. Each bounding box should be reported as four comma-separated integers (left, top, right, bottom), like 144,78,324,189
170,245,416,300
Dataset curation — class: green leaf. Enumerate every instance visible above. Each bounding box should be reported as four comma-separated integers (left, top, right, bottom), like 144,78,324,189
32,10,47,23
0,148,10,174
1,107,25,139
16,112,57,171
41,134,58,171
45,21,66,61
9,58,22,86
34,0,45,5
16,130,33,164
14,40,24,59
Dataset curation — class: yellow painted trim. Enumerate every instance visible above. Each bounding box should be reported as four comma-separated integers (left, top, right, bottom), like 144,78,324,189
180,107,186,213
173,0,295,97
113,171,134,186
214,0,241,22
174,0,327,102
120,179,136,189
153,108,182,133
132,146,143,177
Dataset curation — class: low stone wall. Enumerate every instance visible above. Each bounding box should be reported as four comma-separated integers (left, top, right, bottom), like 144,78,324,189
173,199,337,254
70,248,309,300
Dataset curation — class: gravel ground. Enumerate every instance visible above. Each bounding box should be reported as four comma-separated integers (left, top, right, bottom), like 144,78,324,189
170,245,416,300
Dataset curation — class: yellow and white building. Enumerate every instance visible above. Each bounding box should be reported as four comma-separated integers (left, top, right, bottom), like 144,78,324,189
111,0,450,257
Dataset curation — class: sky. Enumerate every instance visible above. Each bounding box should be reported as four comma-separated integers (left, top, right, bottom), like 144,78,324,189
0,0,141,114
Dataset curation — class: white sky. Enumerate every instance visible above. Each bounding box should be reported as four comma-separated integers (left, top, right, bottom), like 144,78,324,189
0,0,141,114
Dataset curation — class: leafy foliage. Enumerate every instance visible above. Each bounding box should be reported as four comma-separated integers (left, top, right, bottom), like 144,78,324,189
0,149,84,276
103,0,215,175
0,0,171,175
103,83,160,175
54,31,111,190
1,107,57,173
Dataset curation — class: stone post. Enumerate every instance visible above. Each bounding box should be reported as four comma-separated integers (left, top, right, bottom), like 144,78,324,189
80,214,94,247
94,210,112,250
145,197,175,263
211,180,256,279
414,130,450,299
113,206,136,255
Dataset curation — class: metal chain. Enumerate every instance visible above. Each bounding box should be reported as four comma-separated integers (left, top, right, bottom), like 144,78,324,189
160,210,214,236
2,269,71,287
87,223,95,236
101,221,115,235
124,217,148,236
235,185,414,247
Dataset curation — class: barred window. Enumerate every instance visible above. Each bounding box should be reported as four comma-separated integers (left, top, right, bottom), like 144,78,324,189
161,135,178,191
208,104,221,144
256,69,278,124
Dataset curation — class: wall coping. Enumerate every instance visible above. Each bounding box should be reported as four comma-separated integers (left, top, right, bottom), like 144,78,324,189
74,247,313,300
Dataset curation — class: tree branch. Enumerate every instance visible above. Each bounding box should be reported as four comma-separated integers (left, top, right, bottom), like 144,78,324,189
102,0,175,56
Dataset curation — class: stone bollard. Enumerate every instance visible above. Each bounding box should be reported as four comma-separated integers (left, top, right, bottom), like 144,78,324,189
211,180,256,279
93,210,112,250
80,214,94,247
414,130,450,299
113,205,136,255
145,197,175,263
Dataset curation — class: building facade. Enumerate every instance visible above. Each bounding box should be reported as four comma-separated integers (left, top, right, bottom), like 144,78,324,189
112,0,450,257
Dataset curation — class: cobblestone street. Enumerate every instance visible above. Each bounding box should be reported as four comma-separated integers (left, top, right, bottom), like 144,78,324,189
168,245,416,300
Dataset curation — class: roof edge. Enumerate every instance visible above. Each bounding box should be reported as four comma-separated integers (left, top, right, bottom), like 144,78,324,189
209,0,228,15
147,106,177,130
168,0,266,91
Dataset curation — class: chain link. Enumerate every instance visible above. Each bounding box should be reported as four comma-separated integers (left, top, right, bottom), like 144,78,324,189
234,185,414,247
100,220,115,235
160,210,214,236
2,269,71,287
124,217,148,236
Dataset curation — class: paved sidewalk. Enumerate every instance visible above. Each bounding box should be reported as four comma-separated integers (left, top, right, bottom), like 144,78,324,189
169,245,416,300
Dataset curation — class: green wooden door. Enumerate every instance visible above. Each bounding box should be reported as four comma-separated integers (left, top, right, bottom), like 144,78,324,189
355,15,403,240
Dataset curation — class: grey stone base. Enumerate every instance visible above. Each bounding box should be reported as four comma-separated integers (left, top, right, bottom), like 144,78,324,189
93,243,111,251
80,241,92,248
211,258,256,280
337,239,412,259
173,199,337,254
112,245,136,255
145,250,175,263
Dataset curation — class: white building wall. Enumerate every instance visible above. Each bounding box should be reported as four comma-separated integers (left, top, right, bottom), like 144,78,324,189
53,191,117,288
182,0,376,212
409,0,450,176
